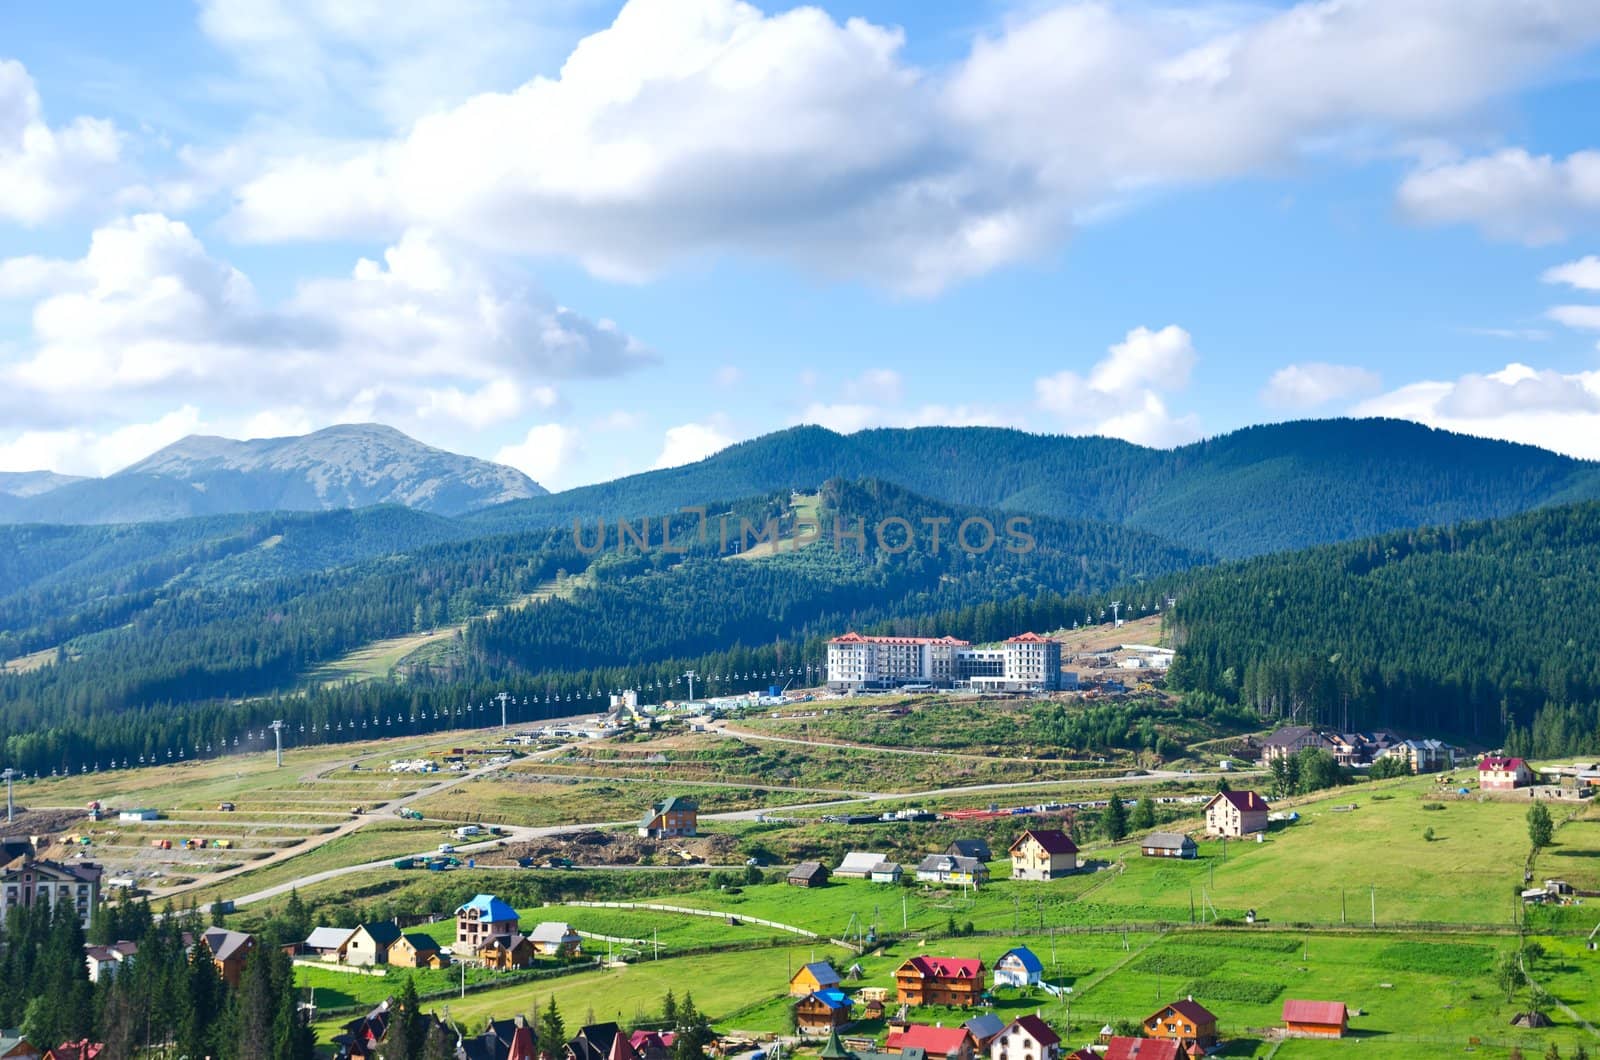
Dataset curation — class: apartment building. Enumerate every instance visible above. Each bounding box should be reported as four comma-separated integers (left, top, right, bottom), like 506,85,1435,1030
827,632,1062,692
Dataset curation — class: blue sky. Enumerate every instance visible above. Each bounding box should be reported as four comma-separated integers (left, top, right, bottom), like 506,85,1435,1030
2,1,1600,489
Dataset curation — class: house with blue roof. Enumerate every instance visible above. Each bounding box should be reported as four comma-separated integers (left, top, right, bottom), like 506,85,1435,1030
454,893,520,957
993,946,1044,988
795,987,854,1033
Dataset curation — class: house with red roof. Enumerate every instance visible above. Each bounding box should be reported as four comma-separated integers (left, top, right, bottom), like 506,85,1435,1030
1479,756,1534,791
1009,830,1079,880
894,956,986,1008
988,1015,1060,1060
1282,1000,1348,1038
1143,999,1218,1051
1071,1039,1179,1060
1203,790,1269,837
886,1024,975,1060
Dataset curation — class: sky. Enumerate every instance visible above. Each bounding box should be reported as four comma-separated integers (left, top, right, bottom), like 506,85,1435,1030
2,1,1600,490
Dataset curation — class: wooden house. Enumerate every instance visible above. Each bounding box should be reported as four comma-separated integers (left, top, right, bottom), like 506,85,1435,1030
528,922,582,958
1008,830,1078,880
1139,833,1197,859
1282,1000,1347,1038
200,929,256,985
894,956,985,1008
788,862,830,887
388,933,448,969
1142,999,1217,1052
1203,791,1268,837
795,990,854,1034
480,934,536,970
0,1032,41,1060
790,960,843,997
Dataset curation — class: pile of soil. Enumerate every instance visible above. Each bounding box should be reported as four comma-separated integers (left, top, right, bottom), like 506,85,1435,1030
491,829,740,867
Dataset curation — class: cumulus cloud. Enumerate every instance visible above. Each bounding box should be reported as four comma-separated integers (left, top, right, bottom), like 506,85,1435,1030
495,422,583,488
1034,325,1201,447
1261,362,1381,409
0,60,123,225
1354,363,1600,458
796,402,1011,435
1398,148,1600,244
1543,255,1600,292
0,214,651,468
654,422,735,470
222,0,1600,294
0,407,203,477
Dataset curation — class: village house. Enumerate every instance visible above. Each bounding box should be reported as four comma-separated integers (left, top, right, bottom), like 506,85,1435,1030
1204,791,1269,837
1143,999,1218,1052
344,923,401,968
638,796,698,839
303,926,355,961
1070,1039,1178,1060
0,1031,39,1060
886,1024,974,1060
788,862,830,887
989,1015,1060,1060
1259,726,1333,762
795,989,855,1034
455,894,520,956
1009,830,1079,880
992,946,1044,989
791,960,844,997
1479,756,1535,791
946,839,993,862
1139,833,1197,859
835,851,886,878
529,921,583,958
481,934,536,970
1377,738,1455,774
870,862,904,884
916,854,990,886
388,933,447,969
565,1023,637,1060
42,1043,102,1060
628,1031,676,1060
82,941,136,983
895,956,986,1008
200,928,256,986
0,858,102,929
962,1016,1005,1053
1282,1000,1348,1038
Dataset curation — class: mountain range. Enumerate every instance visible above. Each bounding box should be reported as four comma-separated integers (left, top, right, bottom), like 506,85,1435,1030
0,424,546,523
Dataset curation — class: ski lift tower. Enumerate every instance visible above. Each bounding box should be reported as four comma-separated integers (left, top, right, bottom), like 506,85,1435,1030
1,768,14,823
270,720,285,767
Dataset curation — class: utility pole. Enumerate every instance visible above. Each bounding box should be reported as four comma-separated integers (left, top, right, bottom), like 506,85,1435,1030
496,691,510,729
1370,884,1376,928
1,768,13,824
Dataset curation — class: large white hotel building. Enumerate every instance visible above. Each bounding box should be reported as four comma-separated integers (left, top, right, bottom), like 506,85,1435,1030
826,631,1067,692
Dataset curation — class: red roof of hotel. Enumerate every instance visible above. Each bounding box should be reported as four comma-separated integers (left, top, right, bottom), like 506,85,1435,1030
1282,1000,1348,1026
1008,1015,1060,1047
1479,756,1526,771
886,1025,972,1056
1004,632,1051,643
899,955,983,979
1012,829,1078,855
1102,1038,1179,1060
829,632,970,646
1153,999,1217,1026
1209,790,1269,812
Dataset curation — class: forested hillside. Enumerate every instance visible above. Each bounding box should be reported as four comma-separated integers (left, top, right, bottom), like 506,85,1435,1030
1165,501,1600,753
472,418,1600,557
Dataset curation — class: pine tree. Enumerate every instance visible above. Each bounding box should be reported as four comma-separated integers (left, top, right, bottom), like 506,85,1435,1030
1101,796,1129,841
538,998,566,1060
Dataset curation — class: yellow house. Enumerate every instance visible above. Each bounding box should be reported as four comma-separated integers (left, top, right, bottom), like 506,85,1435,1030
388,933,448,969
790,960,843,997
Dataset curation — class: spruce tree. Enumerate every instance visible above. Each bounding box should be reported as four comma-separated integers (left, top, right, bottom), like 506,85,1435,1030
1101,796,1129,841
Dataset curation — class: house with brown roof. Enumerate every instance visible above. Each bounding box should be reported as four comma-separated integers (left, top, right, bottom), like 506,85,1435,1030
480,934,536,970
1259,726,1332,763
1203,791,1268,837
788,862,830,887
1142,999,1217,1052
988,1015,1059,1060
886,1024,974,1060
1282,1000,1348,1038
1009,830,1078,880
83,941,137,983
895,956,986,1008
42,1043,102,1060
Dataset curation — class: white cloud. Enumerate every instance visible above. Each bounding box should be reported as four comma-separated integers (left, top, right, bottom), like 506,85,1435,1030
1354,362,1600,458
1543,256,1600,292
0,60,123,225
1398,149,1600,244
1261,362,1381,409
653,421,734,470
1035,325,1202,447
494,422,582,488
796,402,1011,434
1548,305,1600,332
1461,326,1551,341
222,0,1600,294
842,369,905,404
